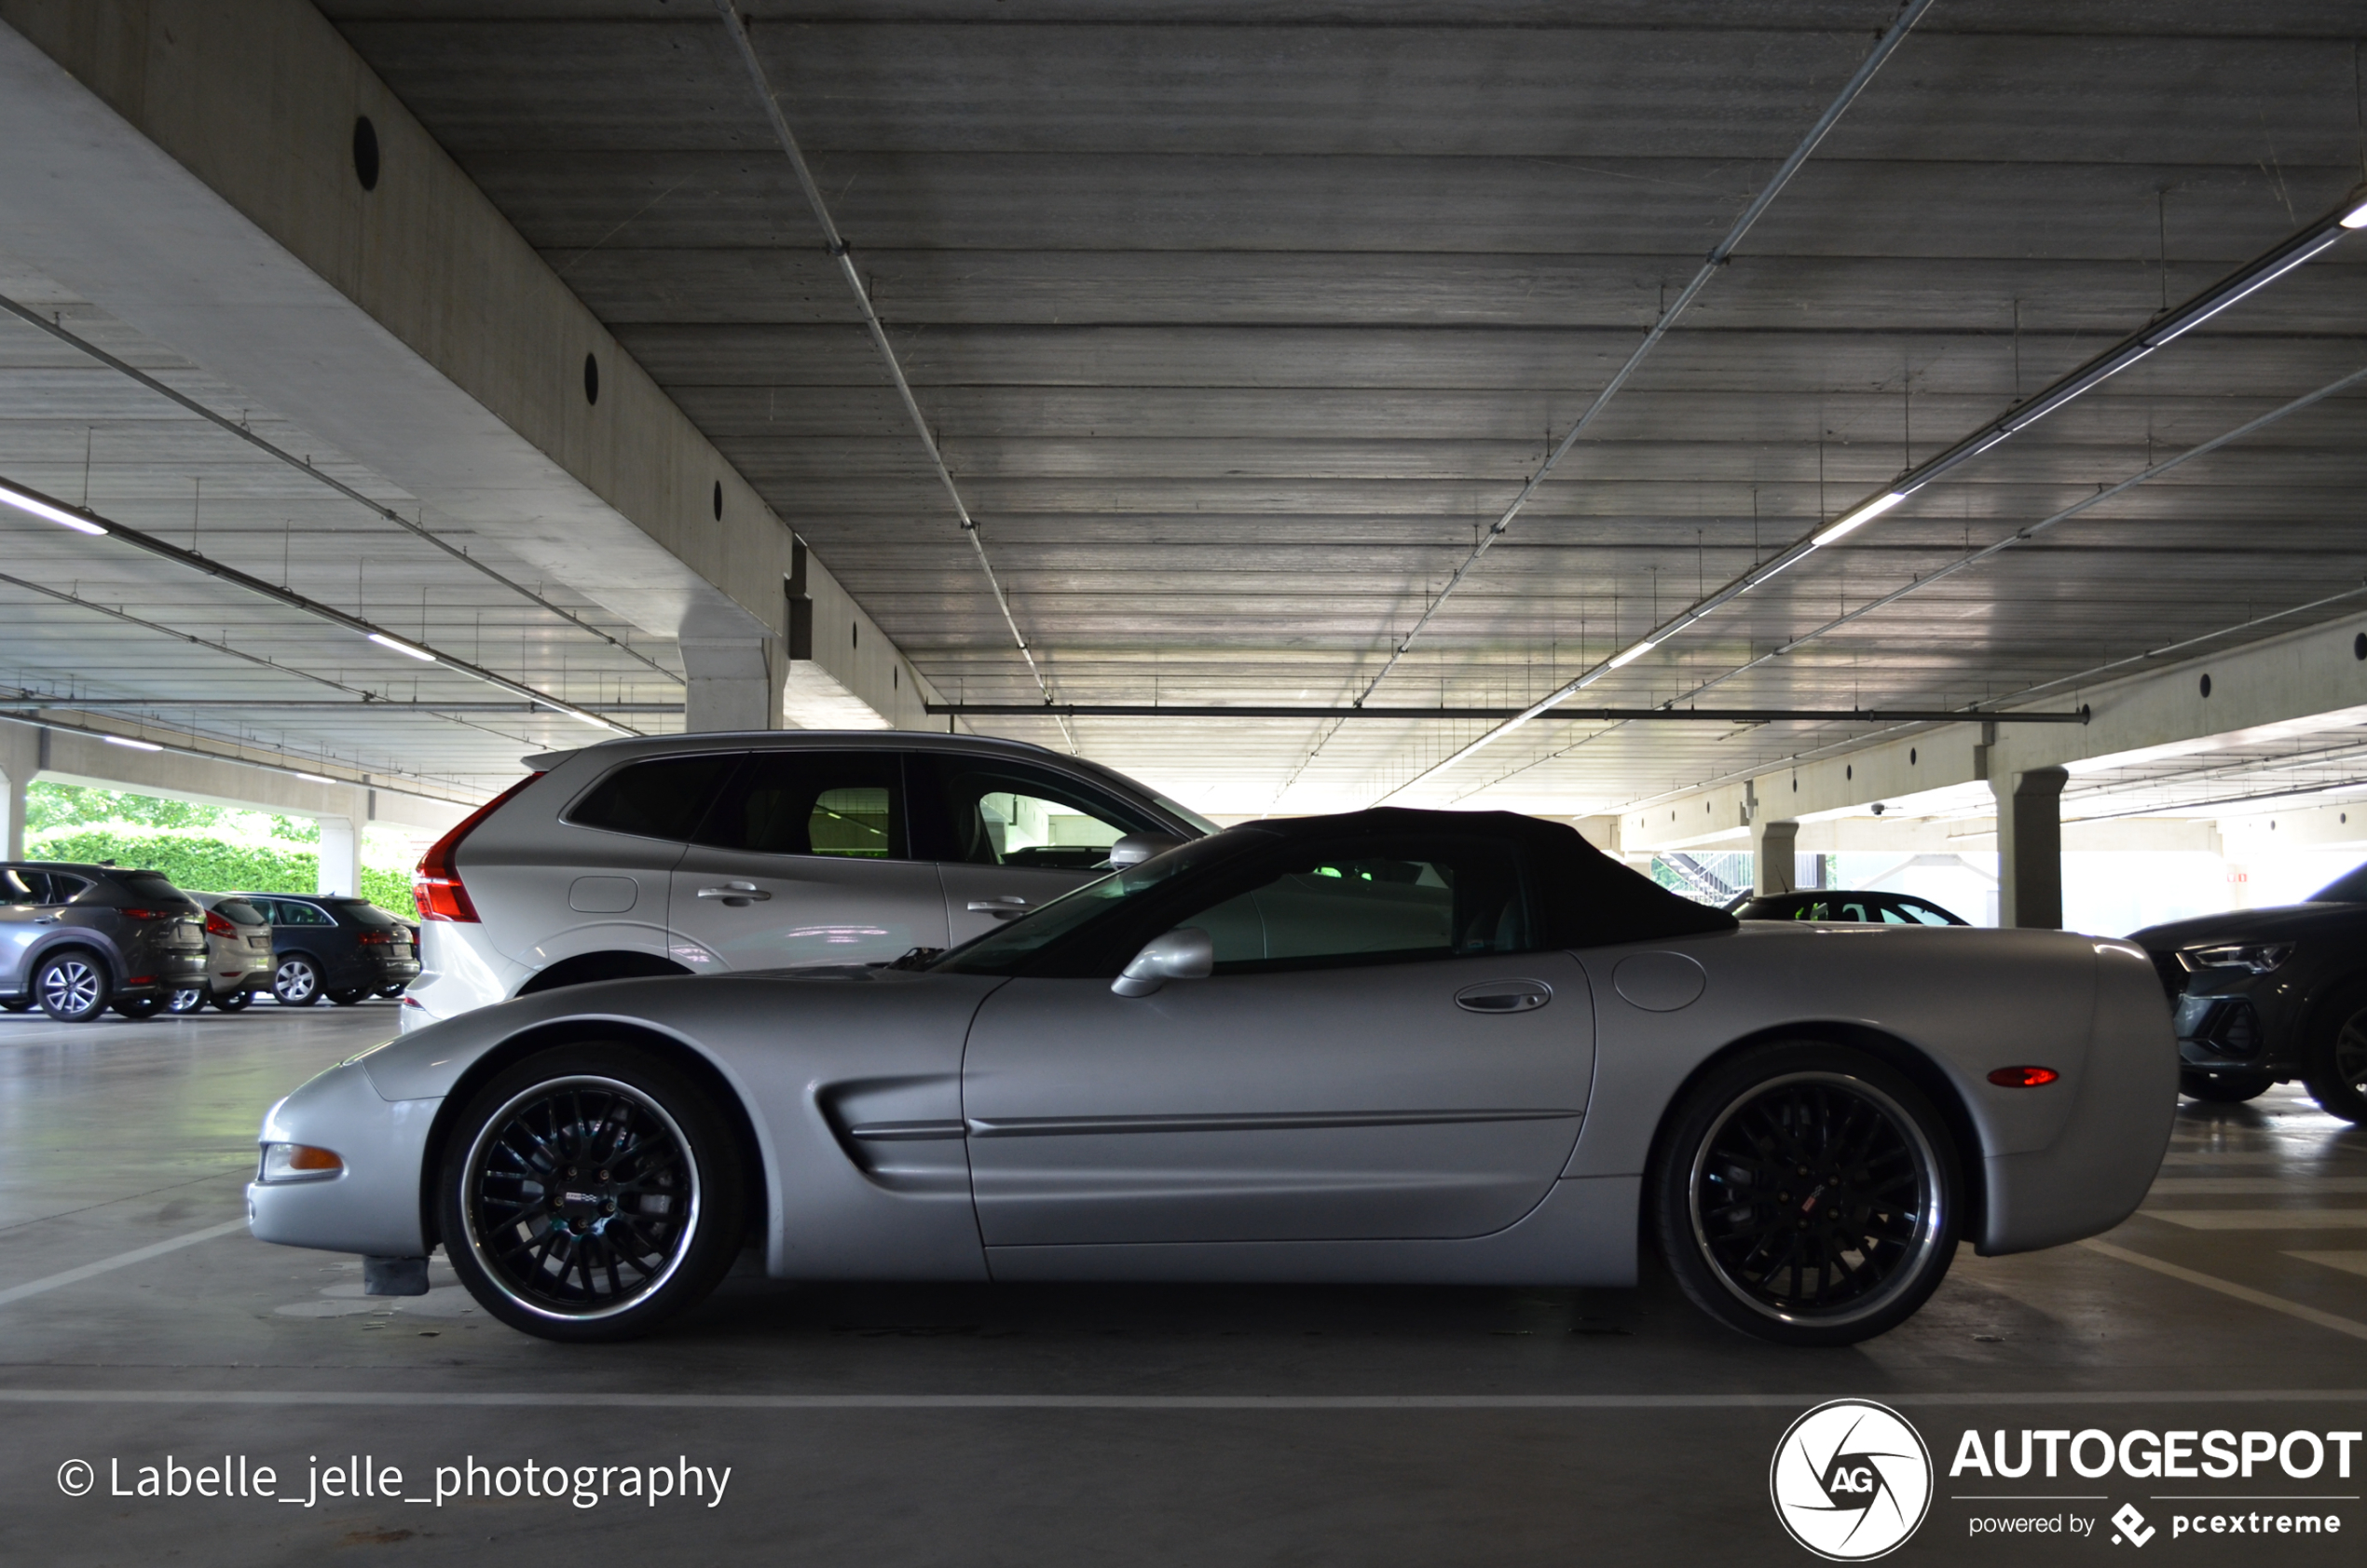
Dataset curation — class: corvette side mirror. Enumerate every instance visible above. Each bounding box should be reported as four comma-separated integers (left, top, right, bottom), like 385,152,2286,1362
1108,832,1185,868
1112,927,1212,997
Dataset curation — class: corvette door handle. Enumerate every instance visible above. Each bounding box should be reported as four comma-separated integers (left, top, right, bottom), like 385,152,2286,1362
696,883,773,907
1455,980,1552,1015
967,897,1029,919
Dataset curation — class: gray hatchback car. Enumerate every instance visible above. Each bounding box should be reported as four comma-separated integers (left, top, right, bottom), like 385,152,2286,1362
0,862,210,1021
404,730,1214,1030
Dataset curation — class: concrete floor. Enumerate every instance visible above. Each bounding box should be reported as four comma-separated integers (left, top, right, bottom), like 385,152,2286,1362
1,1006,2361,1566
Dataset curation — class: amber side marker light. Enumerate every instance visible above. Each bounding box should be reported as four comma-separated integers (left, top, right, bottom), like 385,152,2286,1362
261,1143,345,1181
1987,1066,2060,1088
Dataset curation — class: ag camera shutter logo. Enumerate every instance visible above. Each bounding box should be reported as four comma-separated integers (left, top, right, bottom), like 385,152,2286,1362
1770,1399,1934,1561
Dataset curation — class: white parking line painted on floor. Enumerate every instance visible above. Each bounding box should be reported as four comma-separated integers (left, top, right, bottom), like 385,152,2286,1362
0,1219,247,1309
2287,1251,2367,1280
2080,1239,2367,1343
2139,1208,2367,1228
2150,1178,2367,1193
0,1388,2363,1410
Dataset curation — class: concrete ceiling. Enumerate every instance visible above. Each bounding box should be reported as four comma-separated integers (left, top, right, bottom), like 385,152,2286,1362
307,0,2367,817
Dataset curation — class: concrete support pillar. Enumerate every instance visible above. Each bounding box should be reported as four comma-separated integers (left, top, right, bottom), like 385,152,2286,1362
681,634,782,733
1750,819,1800,895
0,721,36,861
1992,766,2069,929
317,816,360,897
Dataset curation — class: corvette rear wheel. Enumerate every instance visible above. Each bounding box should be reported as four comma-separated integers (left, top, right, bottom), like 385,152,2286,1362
440,1045,745,1342
2179,1067,2276,1104
2304,989,2367,1125
1652,1043,1961,1347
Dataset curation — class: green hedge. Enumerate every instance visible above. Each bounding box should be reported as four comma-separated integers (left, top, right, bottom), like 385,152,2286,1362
29,828,418,921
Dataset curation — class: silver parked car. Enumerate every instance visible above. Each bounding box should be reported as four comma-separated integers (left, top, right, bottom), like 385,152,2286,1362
164,893,276,1014
403,730,1213,1029
251,808,2176,1348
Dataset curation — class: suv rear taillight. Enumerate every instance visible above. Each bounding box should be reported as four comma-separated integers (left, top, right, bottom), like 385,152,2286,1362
415,772,542,922
204,910,239,938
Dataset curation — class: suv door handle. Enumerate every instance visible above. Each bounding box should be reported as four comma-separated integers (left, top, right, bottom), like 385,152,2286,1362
696,883,773,907
1455,980,1553,1014
966,897,1029,919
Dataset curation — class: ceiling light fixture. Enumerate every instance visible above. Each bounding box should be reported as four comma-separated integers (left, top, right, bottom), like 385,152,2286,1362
0,479,107,536
1605,639,1659,671
103,735,162,752
1811,492,1908,548
2343,197,2367,230
366,633,437,663
294,771,335,784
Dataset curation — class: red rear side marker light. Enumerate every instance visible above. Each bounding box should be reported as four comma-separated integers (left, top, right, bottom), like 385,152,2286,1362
1988,1066,2060,1088
414,772,542,922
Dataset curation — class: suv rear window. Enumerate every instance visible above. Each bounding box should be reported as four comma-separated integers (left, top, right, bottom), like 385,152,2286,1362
117,872,188,905
568,754,742,841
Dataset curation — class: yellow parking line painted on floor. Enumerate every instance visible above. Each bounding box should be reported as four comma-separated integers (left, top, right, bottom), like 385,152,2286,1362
2286,1251,2367,1280
0,1218,247,1309
2079,1240,2367,1343
2138,1208,2367,1228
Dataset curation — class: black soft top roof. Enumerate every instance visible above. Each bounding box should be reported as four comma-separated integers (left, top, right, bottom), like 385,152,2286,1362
1238,807,1736,947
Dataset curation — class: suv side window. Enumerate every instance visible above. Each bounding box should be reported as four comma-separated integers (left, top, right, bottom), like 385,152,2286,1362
917,759,1161,870
566,753,743,841
693,751,907,860
1179,839,1533,974
45,874,89,904
2,868,45,905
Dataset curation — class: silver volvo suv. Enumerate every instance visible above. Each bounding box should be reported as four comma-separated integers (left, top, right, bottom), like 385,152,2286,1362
404,730,1213,1029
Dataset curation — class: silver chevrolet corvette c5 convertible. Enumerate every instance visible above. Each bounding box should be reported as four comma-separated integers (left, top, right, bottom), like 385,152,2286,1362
247,808,2177,1348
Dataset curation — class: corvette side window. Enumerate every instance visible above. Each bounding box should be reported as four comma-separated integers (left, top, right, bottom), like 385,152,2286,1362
1180,839,1532,974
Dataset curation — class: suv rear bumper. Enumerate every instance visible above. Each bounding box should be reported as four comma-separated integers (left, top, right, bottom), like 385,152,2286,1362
401,922,522,1031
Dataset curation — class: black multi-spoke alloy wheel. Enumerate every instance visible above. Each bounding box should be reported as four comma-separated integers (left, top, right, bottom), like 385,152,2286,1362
212,988,253,1012
1651,1043,1961,1347
2179,1067,2276,1104
440,1046,746,1342
112,996,163,1020
34,950,110,1023
2304,988,2367,1125
166,986,207,1016
272,956,322,1006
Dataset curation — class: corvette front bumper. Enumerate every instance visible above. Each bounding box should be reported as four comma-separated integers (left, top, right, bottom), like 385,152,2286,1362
245,1058,441,1257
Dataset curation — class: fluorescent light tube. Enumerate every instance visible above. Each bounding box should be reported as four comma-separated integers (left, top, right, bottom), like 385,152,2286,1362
2343,197,2367,230
0,481,107,536
366,632,437,662
1812,491,1908,547
1606,639,1658,670
294,771,335,784
103,735,162,752
559,707,618,730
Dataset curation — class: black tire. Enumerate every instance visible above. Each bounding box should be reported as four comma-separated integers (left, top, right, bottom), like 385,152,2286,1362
166,986,207,1016
34,950,111,1023
212,988,253,1013
112,996,164,1020
439,1044,746,1343
2179,1067,2276,1104
327,988,366,1006
272,956,322,1006
0,998,30,1013
2303,986,2367,1125
375,982,407,999
1650,1043,1962,1347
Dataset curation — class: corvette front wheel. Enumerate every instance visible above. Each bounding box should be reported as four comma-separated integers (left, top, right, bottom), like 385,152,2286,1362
1651,1043,1961,1348
440,1045,746,1343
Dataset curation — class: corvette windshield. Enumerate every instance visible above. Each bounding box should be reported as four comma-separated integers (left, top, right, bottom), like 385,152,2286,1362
932,830,1261,975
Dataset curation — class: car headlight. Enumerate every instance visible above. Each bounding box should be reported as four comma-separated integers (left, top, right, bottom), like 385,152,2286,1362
258,1143,345,1182
2177,941,2294,975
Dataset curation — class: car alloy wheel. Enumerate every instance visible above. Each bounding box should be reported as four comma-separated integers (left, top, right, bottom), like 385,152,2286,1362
273,957,322,1006
166,986,207,1016
1653,1043,1960,1347
2305,995,2367,1125
441,1046,746,1343
34,952,110,1023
